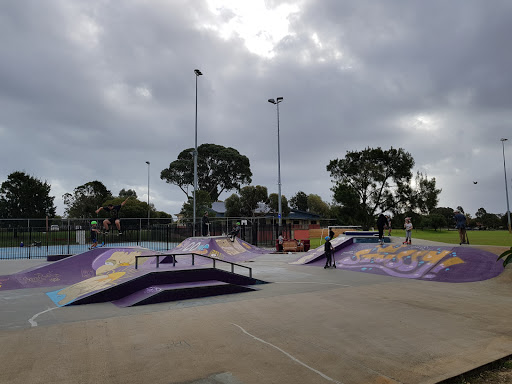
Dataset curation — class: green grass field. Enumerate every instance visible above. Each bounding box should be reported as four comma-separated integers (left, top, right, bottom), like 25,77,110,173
310,229,512,248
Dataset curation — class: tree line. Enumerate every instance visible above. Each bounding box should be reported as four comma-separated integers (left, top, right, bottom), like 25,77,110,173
1,145,509,229
0,173,171,220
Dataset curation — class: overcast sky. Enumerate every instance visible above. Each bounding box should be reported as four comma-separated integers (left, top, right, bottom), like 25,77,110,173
1,0,512,219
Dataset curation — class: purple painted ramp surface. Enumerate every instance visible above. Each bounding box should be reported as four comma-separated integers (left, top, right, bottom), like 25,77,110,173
296,242,504,283
112,280,229,307
165,236,267,263
0,247,160,291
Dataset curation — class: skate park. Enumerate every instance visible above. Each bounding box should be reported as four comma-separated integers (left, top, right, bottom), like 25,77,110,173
0,234,511,384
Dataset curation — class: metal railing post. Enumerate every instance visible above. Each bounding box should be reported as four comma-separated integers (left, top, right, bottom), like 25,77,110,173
28,219,31,259
67,218,70,255
138,218,141,246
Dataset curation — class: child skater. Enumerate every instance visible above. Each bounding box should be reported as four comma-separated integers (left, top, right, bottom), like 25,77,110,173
89,221,101,249
324,236,335,269
403,217,413,245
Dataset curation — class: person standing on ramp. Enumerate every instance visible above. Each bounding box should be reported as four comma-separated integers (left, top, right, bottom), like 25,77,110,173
377,213,387,245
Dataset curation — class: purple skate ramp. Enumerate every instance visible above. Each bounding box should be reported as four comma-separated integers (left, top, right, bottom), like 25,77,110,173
166,236,268,263
0,247,160,291
293,239,504,283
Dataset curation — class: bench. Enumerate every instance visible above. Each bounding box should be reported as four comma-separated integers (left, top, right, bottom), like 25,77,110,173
282,240,304,252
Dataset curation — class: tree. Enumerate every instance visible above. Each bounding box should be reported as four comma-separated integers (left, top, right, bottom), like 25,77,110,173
307,194,330,217
410,172,442,214
160,143,252,202
425,213,447,231
95,196,168,220
290,191,308,211
481,212,501,229
180,190,212,218
268,193,290,218
431,207,455,227
501,212,511,229
327,147,415,229
475,207,487,219
0,171,56,218
63,181,112,218
119,189,137,198
225,194,242,217
239,185,268,217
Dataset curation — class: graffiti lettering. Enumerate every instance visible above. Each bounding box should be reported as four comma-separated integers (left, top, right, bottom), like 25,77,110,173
339,245,464,279
19,272,61,284
180,242,210,253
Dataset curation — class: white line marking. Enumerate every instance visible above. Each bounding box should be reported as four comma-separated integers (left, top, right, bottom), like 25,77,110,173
29,307,58,327
232,323,343,384
274,281,351,287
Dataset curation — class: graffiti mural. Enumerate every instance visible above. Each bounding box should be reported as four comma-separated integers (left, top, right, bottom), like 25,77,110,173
47,250,148,306
339,244,464,279
295,240,504,283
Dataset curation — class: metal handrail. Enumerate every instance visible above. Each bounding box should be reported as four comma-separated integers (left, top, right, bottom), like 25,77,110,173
135,252,253,278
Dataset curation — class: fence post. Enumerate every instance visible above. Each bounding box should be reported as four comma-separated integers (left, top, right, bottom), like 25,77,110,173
28,219,31,259
166,224,169,251
67,218,70,255
138,218,141,246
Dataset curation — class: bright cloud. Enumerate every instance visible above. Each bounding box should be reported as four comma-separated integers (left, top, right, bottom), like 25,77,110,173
205,0,300,57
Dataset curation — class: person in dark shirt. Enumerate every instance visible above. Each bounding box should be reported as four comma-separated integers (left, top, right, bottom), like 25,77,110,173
454,209,467,245
228,222,241,242
202,211,210,236
95,197,130,235
377,213,387,245
324,236,334,269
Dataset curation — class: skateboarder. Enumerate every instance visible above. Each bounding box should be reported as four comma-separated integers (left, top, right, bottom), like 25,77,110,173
228,222,241,242
324,236,334,269
95,197,130,235
89,221,101,249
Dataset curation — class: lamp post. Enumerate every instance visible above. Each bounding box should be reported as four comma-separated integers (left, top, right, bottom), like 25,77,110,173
193,69,203,237
268,97,284,232
145,161,150,229
501,138,511,233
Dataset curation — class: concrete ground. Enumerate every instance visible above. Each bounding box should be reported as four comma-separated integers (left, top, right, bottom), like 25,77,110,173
0,238,511,384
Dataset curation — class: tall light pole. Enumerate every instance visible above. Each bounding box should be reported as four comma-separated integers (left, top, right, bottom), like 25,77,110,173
145,161,150,229
193,69,203,237
268,97,284,232
501,138,511,233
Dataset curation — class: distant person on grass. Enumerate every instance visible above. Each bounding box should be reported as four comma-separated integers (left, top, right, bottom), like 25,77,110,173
386,215,392,236
454,209,467,245
95,197,130,235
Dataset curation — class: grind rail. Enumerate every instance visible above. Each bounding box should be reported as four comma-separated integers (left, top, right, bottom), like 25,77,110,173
135,252,253,278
